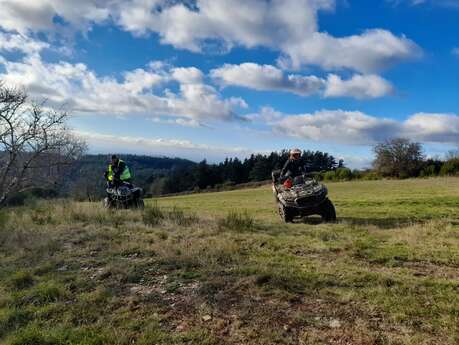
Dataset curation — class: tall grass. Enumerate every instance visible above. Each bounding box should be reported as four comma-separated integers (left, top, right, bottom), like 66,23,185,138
218,210,255,231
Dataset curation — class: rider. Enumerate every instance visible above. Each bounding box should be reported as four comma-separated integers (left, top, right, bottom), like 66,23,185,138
104,155,132,187
280,149,304,187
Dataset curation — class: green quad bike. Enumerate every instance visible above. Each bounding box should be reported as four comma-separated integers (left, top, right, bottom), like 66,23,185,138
272,170,336,223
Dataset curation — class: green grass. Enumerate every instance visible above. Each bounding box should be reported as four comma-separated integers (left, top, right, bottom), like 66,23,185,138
0,177,458,344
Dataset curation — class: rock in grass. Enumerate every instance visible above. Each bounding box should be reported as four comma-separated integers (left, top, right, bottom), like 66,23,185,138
329,319,341,328
202,315,212,322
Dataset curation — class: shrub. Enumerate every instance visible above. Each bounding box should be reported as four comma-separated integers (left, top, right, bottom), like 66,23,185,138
218,211,255,231
323,171,336,181
361,171,381,180
440,158,459,176
420,164,437,177
335,168,353,180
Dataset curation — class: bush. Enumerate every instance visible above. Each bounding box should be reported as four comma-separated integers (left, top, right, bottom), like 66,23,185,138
218,211,255,231
440,158,459,176
361,171,381,180
335,168,353,180
420,164,437,177
323,171,336,181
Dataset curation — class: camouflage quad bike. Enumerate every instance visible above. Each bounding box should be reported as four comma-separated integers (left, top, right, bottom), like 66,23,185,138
272,170,336,223
103,182,144,209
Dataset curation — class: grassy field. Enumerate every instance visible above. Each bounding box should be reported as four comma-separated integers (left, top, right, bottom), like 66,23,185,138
0,178,458,345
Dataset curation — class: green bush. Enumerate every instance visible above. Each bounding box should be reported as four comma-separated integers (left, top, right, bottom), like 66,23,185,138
361,171,381,180
440,158,459,176
335,168,353,180
420,164,437,177
323,171,336,181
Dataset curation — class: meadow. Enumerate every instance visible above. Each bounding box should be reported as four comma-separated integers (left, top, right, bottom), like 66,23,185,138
0,178,458,345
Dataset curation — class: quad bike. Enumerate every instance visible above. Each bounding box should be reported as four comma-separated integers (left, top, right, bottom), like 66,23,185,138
103,181,144,209
272,170,336,223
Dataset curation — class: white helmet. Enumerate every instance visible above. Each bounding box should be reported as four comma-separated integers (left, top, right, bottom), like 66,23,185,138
290,148,301,155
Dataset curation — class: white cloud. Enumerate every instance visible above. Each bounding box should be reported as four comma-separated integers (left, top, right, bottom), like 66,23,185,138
273,110,400,144
278,29,421,73
264,108,459,145
211,63,326,96
324,74,394,99
0,0,421,73
0,0,110,34
76,130,254,162
403,112,459,143
0,31,49,55
211,63,393,99
0,50,246,124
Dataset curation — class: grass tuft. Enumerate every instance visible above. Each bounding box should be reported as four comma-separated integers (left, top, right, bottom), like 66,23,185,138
142,203,164,226
218,210,255,231
165,206,198,226
7,271,35,290
14,282,66,306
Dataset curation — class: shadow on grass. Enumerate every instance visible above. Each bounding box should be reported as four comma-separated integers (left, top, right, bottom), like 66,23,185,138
289,216,425,229
338,217,425,229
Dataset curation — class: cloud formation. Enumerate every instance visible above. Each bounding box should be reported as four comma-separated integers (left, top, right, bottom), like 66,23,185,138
0,36,246,124
0,0,110,33
324,74,394,99
211,63,393,99
0,0,421,73
211,63,326,97
263,108,459,145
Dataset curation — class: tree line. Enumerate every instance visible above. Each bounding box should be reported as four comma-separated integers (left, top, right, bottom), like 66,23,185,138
148,150,341,195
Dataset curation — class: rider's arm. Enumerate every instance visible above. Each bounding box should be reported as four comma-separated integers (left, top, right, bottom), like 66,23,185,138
280,160,291,178
113,161,126,179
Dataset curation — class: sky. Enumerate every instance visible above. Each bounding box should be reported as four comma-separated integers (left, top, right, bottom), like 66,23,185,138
0,0,458,168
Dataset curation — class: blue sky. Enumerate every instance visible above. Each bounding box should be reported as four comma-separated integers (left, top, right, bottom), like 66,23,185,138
0,0,458,168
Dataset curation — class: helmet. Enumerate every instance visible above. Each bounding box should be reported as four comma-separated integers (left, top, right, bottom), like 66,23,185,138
290,148,301,158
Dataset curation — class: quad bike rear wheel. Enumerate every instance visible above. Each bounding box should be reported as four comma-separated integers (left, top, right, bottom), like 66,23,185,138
318,198,336,222
278,203,294,223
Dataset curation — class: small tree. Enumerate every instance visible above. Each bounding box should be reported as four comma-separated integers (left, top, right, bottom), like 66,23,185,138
373,138,424,178
0,84,86,206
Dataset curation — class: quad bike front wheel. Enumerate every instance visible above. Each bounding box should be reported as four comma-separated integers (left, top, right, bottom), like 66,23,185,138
318,198,336,222
278,203,294,223
103,197,114,209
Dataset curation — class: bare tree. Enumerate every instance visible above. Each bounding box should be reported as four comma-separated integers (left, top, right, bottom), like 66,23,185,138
0,84,86,206
373,138,424,178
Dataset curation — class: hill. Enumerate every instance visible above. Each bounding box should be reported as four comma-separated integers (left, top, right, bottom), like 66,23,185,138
0,178,458,344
